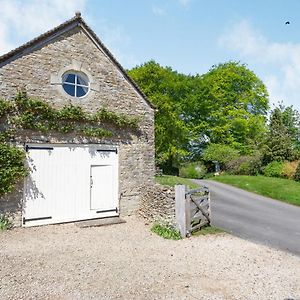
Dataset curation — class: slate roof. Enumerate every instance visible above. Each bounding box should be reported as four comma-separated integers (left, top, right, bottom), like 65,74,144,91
0,12,155,109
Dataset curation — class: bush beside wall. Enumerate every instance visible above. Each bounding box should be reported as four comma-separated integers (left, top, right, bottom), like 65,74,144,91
281,161,299,179
262,161,284,178
179,162,207,179
225,154,262,175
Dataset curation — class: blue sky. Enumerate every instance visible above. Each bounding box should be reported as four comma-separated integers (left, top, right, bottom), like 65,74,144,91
1,0,300,110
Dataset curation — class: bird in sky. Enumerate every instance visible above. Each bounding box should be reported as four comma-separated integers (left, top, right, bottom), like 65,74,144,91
285,21,290,25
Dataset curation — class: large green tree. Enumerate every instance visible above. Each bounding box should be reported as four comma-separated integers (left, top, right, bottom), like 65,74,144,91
263,107,293,163
279,103,300,149
182,62,269,155
128,61,190,172
128,60,269,170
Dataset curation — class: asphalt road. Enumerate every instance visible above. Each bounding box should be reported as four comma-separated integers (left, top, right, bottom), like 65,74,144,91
195,179,300,256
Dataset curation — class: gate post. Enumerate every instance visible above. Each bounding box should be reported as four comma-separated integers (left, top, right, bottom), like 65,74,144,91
175,185,187,238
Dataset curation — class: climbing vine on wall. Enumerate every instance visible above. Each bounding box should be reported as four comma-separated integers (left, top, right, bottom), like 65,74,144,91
0,91,140,196
7,91,139,136
0,143,28,196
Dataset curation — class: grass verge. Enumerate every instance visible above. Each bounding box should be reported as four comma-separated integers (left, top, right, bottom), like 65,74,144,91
213,175,300,206
151,223,182,240
192,225,224,236
155,175,199,189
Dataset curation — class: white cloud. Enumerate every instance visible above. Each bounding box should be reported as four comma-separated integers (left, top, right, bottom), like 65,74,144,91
0,26,14,54
179,0,191,8
0,0,137,70
219,20,300,109
0,0,87,55
152,6,165,16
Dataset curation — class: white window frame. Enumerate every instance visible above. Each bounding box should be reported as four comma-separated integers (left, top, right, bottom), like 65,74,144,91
62,71,90,98
50,60,100,99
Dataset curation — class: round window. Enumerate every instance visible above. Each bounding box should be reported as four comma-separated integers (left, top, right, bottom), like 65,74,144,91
62,71,89,97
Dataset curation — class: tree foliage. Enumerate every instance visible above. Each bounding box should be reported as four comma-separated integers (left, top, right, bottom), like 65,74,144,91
182,62,269,154
128,61,190,172
202,143,239,167
278,102,300,149
129,61,269,169
263,108,293,163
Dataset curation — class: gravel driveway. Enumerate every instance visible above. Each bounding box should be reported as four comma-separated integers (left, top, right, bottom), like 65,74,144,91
1,216,299,300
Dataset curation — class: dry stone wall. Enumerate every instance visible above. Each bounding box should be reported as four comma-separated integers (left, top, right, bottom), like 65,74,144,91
139,184,176,226
0,181,23,227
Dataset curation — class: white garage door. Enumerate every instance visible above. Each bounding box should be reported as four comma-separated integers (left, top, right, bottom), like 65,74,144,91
23,144,119,227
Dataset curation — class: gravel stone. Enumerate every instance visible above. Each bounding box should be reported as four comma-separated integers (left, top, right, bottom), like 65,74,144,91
0,216,299,300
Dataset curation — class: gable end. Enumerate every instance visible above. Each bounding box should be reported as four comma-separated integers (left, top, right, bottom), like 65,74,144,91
0,14,155,110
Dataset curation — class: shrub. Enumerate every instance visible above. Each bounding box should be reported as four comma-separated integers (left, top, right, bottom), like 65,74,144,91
0,143,28,196
151,223,181,240
291,148,300,161
226,153,262,175
179,161,207,179
0,215,12,230
202,143,239,170
294,162,300,181
281,161,299,179
262,161,284,178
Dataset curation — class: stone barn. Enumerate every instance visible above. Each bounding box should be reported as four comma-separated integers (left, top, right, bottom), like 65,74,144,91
0,13,155,227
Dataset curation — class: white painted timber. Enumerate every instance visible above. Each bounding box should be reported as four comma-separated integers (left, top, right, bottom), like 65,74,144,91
23,144,119,227
90,165,117,211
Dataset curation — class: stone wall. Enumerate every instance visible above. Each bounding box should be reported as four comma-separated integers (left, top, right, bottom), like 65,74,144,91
0,181,23,227
0,24,155,225
139,184,176,226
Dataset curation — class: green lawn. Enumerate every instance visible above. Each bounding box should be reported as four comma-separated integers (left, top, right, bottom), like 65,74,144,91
155,175,199,189
192,225,224,236
213,175,300,206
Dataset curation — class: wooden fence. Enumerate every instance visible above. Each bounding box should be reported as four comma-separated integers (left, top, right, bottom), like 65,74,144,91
175,185,211,238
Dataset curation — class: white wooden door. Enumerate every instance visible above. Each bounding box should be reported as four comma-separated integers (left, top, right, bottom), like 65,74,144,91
90,165,117,213
23,146,56,225
23,144,119,227
23,145,78,226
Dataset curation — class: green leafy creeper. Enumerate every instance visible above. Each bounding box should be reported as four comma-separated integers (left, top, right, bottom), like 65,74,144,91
0,91,140,196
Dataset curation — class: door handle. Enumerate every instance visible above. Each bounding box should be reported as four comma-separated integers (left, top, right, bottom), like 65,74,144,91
90,176,93,188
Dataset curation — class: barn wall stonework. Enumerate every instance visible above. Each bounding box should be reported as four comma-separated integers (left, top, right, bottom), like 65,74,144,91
0,27,155,226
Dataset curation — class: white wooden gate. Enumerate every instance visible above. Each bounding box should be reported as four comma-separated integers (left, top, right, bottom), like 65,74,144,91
23,144,119,227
